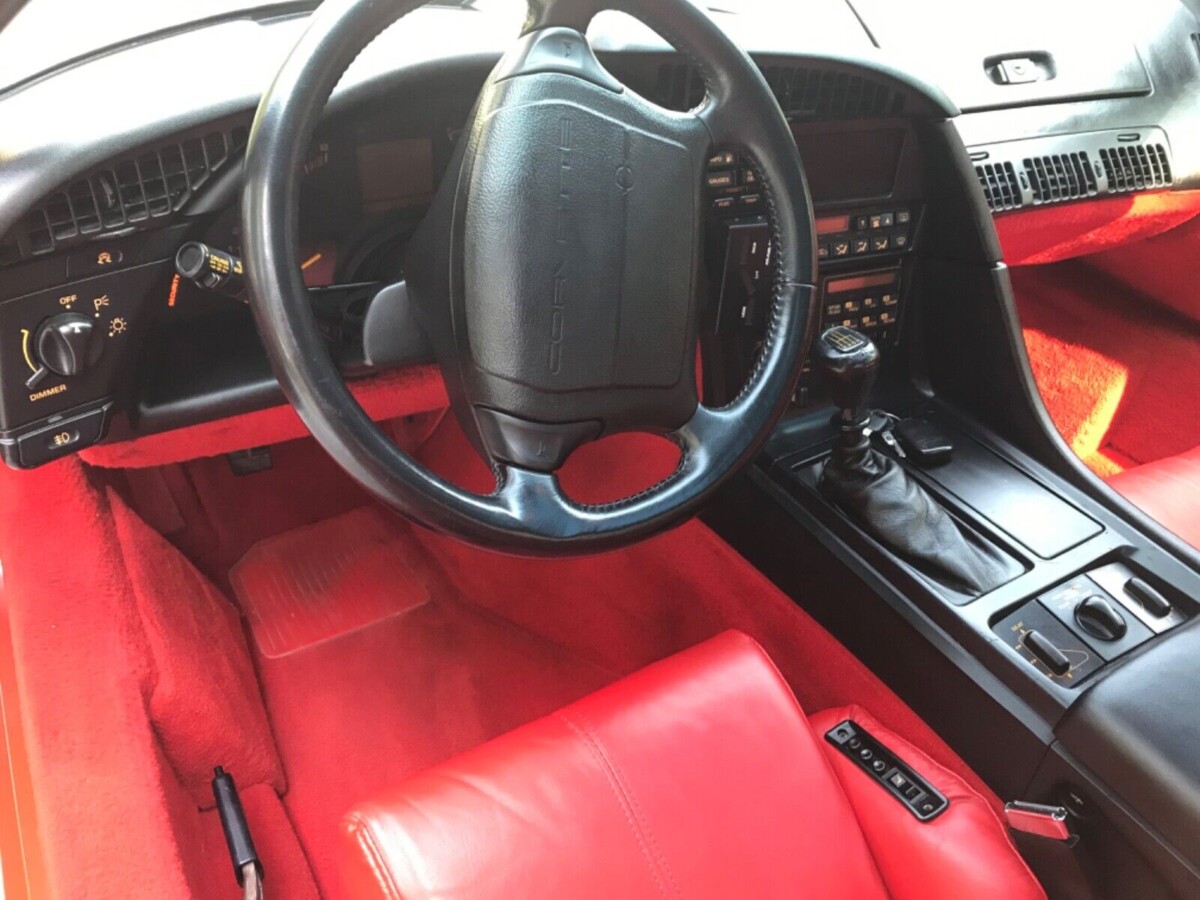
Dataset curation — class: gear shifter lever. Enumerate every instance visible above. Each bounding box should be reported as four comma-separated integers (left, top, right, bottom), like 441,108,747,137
812,327,1016,599
813,326,880,430
814,327,880,467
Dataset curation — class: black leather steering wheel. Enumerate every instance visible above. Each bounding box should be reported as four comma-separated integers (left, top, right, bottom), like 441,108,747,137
242,0,816,554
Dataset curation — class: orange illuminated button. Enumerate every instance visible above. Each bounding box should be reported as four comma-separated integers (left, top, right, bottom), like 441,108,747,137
66,246,124,279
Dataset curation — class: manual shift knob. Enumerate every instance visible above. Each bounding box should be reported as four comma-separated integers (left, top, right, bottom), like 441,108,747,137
813,326,880,424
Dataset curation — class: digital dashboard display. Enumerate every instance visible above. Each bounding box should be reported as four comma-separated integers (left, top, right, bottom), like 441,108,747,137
827,271,898,294
814,214,851,235
356,138,435,213
792,128,906,203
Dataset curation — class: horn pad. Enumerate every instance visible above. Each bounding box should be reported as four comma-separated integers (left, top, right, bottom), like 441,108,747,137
452,63,704,439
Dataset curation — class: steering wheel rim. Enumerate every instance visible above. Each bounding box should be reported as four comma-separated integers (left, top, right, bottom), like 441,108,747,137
242,0,816,554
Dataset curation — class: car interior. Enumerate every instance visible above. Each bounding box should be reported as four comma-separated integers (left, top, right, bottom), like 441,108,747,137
1,0,1199,897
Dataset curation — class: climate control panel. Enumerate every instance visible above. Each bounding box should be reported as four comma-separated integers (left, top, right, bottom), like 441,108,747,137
814,208,915,263
820,270,903,347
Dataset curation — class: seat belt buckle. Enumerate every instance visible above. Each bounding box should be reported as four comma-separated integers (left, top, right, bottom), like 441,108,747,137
212,767,265,900
1004,800,1072,841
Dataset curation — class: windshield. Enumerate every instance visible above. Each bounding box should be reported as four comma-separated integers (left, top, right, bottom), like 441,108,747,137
0,0,295,91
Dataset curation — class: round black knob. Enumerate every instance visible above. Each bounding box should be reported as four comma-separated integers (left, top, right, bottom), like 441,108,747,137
813,326,880,422
1075,595,1127,642
35,313,102,377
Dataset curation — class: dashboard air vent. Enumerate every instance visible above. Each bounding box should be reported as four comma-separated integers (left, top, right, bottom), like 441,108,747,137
651,63,905,120
1097,143,1171,193
12,123,249,261
975,162,1023,212
1022,153,1098,204
968,128,1175,216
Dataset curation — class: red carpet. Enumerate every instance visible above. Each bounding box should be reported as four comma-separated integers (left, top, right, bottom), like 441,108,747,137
0,460,321,899
0,408,1012,898
1012,261,1200,475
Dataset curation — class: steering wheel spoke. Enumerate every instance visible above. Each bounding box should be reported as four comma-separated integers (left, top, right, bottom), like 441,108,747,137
695,81,747,150
492,463,579,535
524,0,603,33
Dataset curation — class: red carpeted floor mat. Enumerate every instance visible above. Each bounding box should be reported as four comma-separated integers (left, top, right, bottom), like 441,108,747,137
1012,261,1200,475
231,507,432,657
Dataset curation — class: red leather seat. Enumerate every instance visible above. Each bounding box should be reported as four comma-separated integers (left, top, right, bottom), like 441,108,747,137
340,631,1043,900
1108,445,1200,549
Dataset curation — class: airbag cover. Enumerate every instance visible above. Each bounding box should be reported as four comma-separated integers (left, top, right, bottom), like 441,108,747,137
464,99,696,394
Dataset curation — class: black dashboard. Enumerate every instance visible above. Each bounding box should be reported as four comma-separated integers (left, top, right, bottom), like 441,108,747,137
1,0,1199,469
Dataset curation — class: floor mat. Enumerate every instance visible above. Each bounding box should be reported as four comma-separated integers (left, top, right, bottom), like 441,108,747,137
231,507,432,657
1012,261,1200,474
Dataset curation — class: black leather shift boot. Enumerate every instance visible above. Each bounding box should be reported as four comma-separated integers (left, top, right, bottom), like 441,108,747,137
820,432,1015,598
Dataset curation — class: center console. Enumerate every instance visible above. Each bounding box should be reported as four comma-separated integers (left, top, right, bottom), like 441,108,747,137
715,358,1200,896
770,401,1194,698
700,118,924,407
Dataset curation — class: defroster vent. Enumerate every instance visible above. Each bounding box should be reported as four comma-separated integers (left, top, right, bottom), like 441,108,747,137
648,62,905,120
10,122,249,263
1098,143,1171,193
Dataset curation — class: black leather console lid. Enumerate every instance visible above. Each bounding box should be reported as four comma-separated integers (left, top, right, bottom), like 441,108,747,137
1057,620,1200,871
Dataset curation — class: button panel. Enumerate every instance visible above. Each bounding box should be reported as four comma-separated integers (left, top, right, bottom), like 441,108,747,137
1088,561,1187,634
705,150,918,269
706,151,764,214
6,403,112,468
1038,575,1154,661
819,269,903,349
815,207,914,267
825,719,948,821
992,565,1187,690
713,220,774,333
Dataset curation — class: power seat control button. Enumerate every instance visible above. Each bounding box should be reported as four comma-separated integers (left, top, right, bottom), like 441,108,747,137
825,719,948,822
15,405,111,468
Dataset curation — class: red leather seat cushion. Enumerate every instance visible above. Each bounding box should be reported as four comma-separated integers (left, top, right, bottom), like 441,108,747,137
1108,445,1200,549
341,631,1043,899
